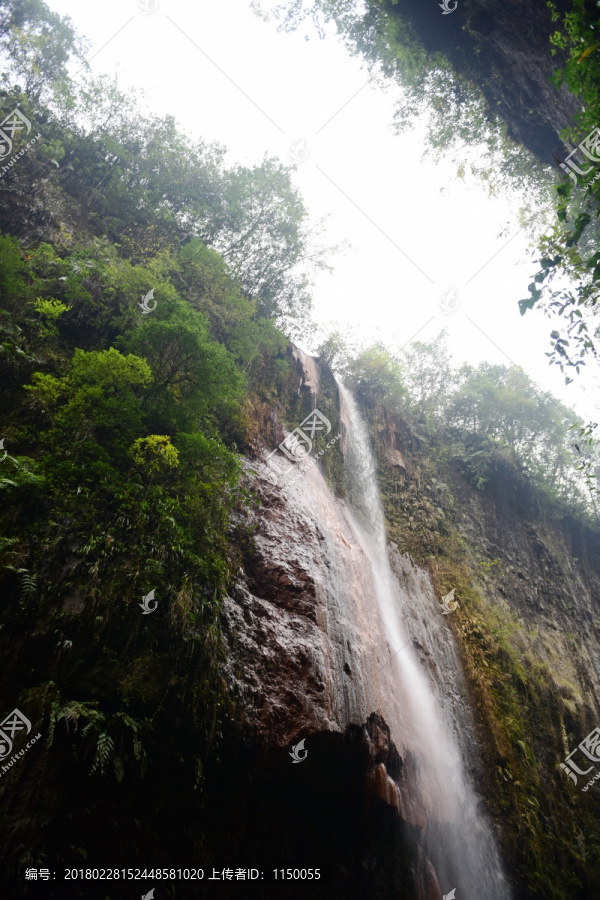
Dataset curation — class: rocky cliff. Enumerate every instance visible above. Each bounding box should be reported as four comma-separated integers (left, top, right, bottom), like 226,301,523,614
215,347,600,899
220,422,443,898
3,339,597,899
370,373,600,898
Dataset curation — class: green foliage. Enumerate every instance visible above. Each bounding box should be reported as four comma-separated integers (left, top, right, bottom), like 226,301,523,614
548,0,600,157
0,0,85,104
129,435,180,472
0,66,335,330
33,297,69,320
334,331,595,518
517,2,600,478
0,0,301,871
202,157,335,331
49,700,149,780
342,344,408,409
520,215,599,382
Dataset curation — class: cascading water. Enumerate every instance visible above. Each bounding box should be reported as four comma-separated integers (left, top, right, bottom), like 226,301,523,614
338,382,511,899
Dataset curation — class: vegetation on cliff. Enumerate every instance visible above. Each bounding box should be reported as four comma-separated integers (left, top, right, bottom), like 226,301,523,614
323,331,599,521
257,0,600,488
0,0,326,881
317,335,600,899
322,321,600,899
1,0,599,896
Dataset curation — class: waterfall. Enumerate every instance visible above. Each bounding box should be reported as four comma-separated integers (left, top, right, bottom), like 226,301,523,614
338,382,511,899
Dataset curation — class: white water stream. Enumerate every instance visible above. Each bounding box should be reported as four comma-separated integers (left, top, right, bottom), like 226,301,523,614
339,382,510,899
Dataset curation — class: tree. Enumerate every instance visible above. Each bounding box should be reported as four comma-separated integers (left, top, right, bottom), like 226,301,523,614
25,347,153,465
0,0,84,103
200,156,334,330
122,299,244,437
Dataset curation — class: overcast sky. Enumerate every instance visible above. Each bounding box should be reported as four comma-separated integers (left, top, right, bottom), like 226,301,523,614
45,0,599,422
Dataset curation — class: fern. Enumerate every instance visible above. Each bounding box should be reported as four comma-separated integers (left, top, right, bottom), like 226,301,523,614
50,702,149,779
90,733,114,776
0,536,18,552
18,570,37,600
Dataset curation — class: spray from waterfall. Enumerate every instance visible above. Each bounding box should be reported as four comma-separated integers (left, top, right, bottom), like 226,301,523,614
338,381,510,899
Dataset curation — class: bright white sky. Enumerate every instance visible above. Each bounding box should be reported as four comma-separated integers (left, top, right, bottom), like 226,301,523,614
46,0,599,423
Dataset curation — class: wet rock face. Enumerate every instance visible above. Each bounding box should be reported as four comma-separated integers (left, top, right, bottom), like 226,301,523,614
223,464,392,743
223,472,335,743
220,463,443,897
221,355,505,898
377,408,407,470
292,346,321,399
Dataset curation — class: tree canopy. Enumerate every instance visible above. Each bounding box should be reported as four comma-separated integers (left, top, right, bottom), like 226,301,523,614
322,330,599,518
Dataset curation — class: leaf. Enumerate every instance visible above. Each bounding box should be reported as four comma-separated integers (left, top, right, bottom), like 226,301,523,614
90,733,114,776
577,42,600,62
518,297,536,316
